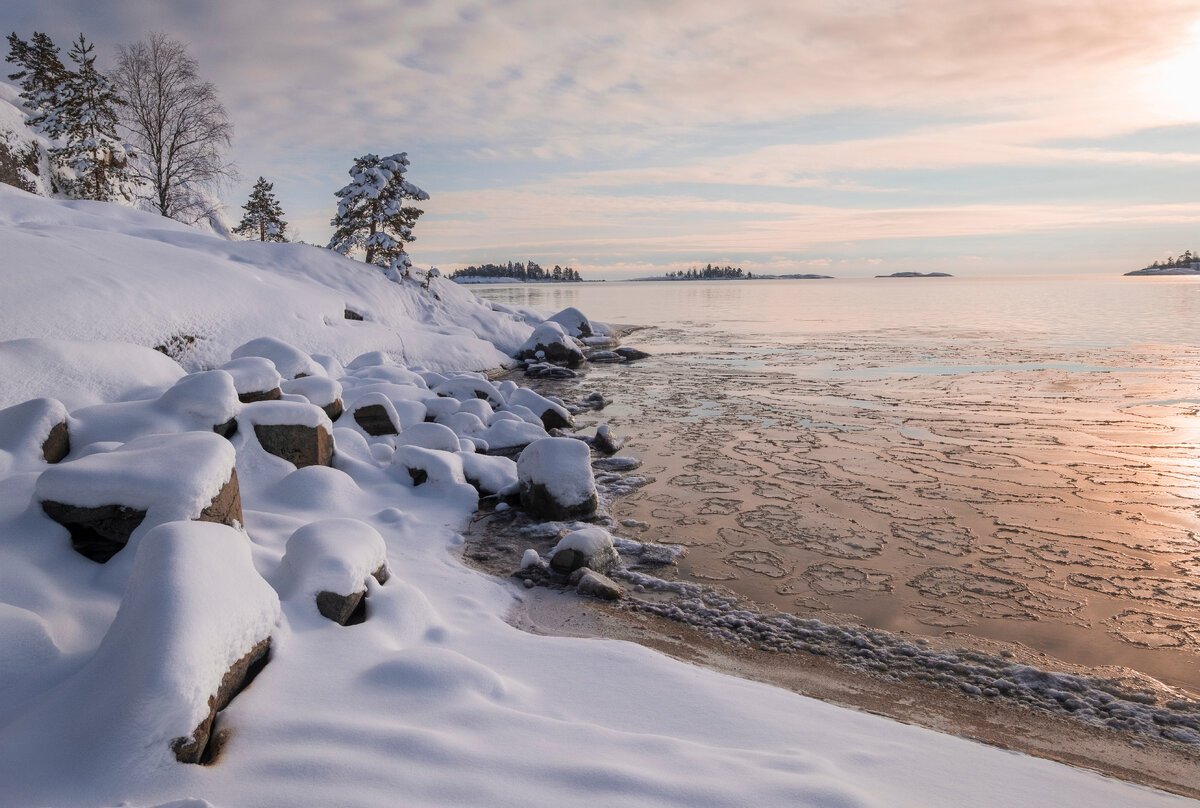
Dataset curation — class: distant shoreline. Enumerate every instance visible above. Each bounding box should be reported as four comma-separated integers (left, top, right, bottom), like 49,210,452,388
1125,264,1200,276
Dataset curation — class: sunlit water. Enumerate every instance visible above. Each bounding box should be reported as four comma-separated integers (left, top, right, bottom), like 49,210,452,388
476,276,1200,692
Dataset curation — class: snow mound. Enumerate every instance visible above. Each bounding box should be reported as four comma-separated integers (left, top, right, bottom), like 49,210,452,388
277,518,389,601
0,337,184,410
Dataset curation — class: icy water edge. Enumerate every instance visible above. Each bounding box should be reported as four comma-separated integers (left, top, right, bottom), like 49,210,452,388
474,275,1200,736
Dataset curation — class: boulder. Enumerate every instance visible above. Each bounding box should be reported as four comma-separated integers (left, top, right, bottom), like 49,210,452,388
0,397,70,465
395,422,462,453
546,306,593,338
593,424,624,455
550,527,619,575
253,423,333,468
504,387,573,430
242,400,335,468
574,569,624,601
516,322,585,368
432,376,505,408
281,376,345,423
276,519,390,626
103,522,278,765
348,392,401,436
231,336,325,380
220,357,283,404
36,432,242,562
516,437,597,520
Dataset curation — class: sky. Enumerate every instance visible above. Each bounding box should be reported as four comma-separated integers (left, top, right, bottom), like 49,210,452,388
7,0,1200,278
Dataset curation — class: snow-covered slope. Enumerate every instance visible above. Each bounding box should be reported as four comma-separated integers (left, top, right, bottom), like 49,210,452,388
0,182,533,406
0,170,1193,808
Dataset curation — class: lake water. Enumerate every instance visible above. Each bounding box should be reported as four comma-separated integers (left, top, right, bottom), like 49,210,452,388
475,276,1200,693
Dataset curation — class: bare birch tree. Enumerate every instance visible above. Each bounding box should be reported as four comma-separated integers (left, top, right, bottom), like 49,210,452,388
113,32,235,224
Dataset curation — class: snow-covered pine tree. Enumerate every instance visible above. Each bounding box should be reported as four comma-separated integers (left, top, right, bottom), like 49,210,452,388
5,32,68,133
53,35,130,201
234,176,288,241
327,152,428,275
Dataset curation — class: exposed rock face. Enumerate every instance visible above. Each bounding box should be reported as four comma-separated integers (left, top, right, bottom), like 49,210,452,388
171,637,271,764
344,308,364,320
322,399,344,422
315,590,365,625
41,469,243,563
40,501,147,563
353,403,398,436
42,421,69,463
238,387,282,404
253,423,334,468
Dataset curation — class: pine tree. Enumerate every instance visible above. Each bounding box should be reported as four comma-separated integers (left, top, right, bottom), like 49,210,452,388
234,177,288,241
327,152,428,273
5,32,68,133
53,35,129,201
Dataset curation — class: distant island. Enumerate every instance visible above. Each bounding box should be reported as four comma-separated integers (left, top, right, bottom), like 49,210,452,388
876,272,952,278
632,264,834,281
450,260,585,283
1126,251,1200,276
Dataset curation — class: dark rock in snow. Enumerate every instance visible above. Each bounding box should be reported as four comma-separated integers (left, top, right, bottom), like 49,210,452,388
254,423,334,468
238,387,282,404
41,468,243,564
344,308,364,321
352,403,398,436
42,420,70,463
322,398,344,422
315,589,366,625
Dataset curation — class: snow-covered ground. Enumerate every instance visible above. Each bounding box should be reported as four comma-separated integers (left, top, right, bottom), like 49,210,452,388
0,183,1195,807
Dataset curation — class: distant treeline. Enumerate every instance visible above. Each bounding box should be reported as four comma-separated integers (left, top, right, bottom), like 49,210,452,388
1151,251,1198,268
664,264,749,279
449,260,582,281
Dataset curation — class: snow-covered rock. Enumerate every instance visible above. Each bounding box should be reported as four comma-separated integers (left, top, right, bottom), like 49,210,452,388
276,518,389,625
546,306,593,338
0,396,69,468
503,387,573,430
457,451,519,495
516,437,598,520
516,321,585,368
220,357,283,403
550,527,619,575
36,431,242,562
395,421,462,453
240,400,335,468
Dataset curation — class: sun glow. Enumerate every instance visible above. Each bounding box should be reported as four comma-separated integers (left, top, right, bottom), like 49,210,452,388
1141,19,1200,122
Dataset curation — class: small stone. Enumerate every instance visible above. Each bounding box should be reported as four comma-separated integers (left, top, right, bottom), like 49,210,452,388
575,569,623,601
523,578,535,589
615,347,651,361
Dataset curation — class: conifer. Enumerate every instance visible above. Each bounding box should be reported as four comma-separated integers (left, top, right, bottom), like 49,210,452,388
234,177,289,241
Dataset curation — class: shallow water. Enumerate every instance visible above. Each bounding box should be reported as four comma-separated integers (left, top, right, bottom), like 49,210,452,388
478,276,1200,693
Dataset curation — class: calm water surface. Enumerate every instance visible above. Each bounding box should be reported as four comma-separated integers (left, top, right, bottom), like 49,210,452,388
477,276,1200,692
